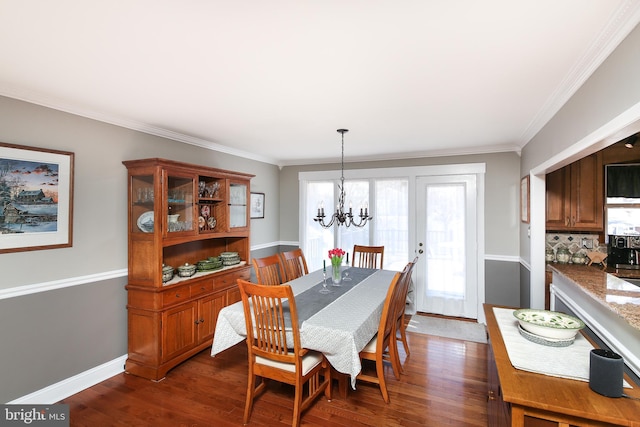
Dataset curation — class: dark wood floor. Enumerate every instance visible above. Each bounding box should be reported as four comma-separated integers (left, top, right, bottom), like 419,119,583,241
60,329,489,426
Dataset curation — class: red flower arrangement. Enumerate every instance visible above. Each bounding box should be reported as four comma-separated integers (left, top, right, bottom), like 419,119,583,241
328,248,345,266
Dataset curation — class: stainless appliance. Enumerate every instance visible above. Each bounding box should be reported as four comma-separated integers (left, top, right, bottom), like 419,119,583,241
608,234,640,268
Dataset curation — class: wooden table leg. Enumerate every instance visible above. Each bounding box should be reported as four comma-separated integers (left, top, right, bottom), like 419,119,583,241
332,369,349,399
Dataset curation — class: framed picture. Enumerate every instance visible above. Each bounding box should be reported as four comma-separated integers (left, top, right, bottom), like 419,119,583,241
250,192,265,219
0,142,74,253
520,175,530,224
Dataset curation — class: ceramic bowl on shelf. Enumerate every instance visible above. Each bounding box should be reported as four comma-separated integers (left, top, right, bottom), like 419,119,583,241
177,263,197,277
513,309,585,340
162,264,174,283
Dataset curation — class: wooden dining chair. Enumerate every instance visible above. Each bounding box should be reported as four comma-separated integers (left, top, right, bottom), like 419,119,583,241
392,257,418,373
237,279,331,427
356,271,402,403
279,248,309,281
352,245,385,269
252,254,285,285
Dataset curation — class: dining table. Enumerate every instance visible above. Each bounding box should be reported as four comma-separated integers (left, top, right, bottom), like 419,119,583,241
210,266,397,389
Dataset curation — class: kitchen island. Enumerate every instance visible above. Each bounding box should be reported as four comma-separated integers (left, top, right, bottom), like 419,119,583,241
548,263,640,380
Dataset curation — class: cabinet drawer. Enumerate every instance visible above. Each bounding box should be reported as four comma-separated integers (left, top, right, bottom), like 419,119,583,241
162,285,191,307
214,268,248,290
191,280,213,298
214,273,236,290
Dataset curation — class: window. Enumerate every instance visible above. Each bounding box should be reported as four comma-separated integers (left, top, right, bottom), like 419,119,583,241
301,173,408,271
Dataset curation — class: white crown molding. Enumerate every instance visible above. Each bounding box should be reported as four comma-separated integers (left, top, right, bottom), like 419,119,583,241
280,143,521,167
0,85,279,166
518,0,640,146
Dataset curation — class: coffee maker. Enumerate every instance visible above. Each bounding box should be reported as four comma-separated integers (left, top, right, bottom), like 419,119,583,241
608,235,640,267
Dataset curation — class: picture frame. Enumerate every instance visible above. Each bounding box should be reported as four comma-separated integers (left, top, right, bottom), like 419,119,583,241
520,175,530,224
250,192,265,219
0,142,74,253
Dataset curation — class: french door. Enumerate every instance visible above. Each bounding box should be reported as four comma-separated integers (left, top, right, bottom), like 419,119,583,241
415,174,478,319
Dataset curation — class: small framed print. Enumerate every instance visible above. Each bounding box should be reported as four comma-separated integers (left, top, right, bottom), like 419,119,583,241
0,142,74,253
250,192,265,219
520,175,530,223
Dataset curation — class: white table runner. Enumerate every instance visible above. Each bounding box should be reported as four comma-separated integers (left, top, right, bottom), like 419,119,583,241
493,307,595,382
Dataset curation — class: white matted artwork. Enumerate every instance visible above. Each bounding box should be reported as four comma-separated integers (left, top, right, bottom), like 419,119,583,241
0,142,74,253
250,192,264,219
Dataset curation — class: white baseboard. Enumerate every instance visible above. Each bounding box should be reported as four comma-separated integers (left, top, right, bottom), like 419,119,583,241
8,355,127,404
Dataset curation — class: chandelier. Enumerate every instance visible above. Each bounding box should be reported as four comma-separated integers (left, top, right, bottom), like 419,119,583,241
314,129,373,228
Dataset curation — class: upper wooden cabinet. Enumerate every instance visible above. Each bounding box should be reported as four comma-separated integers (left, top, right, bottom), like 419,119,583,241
546,152,603,231
122,158,253,380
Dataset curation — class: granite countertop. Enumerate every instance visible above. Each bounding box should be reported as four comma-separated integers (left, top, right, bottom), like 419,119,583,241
548,263,640,330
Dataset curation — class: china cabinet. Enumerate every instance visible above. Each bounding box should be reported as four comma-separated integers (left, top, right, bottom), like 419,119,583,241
123,158,253,380
545,152,603,231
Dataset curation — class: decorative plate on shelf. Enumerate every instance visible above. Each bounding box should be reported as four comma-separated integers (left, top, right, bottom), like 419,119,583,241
200,205,210,217
137,211,154,233
198,216,206,229
208,216,216,229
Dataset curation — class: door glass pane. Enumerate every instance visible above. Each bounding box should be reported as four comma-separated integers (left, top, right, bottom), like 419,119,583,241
426,183,466,299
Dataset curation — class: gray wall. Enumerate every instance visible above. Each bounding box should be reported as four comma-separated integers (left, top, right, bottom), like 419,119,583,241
280,152,522,256
521,23,640,264
520,23,640,304
0,95,281,403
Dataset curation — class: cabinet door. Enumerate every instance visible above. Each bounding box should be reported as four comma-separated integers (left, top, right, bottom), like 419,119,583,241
162,302,197,362
197,291,226,343
570,153,603,231
228,181,249,230
164,171,196,236
546,168,570,230
545,152,603,231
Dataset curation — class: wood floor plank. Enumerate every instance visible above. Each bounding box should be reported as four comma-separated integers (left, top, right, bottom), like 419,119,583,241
60,329,488,426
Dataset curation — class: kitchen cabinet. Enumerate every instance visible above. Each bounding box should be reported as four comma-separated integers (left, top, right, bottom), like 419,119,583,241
546,152,603,231
123,158,253,380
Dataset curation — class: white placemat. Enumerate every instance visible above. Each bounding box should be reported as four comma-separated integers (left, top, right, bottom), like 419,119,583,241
493,307,594,382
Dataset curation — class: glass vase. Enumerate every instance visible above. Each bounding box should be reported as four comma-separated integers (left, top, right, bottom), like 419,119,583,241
332,263,342,285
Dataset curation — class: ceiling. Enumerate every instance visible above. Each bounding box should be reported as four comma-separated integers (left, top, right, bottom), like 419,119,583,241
1,1,640,167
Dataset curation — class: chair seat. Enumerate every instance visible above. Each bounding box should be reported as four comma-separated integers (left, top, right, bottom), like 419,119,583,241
362,334,378,354
256,350,323,375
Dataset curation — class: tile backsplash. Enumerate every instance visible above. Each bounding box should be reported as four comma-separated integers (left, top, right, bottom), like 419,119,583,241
546,233,607,256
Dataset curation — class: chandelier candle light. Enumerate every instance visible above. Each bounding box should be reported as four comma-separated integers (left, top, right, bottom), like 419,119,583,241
314,129,373,228
328,248,346,285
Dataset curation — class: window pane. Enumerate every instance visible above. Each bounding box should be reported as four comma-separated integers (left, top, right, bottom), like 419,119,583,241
305,182,335,271
303,177,409,272
375,179,408,271
338,180,369,256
